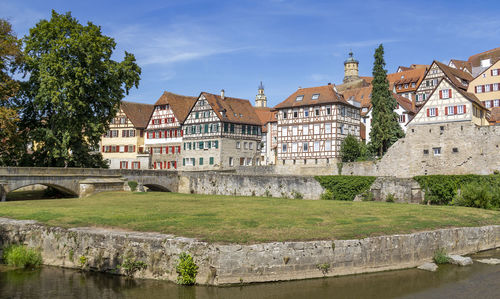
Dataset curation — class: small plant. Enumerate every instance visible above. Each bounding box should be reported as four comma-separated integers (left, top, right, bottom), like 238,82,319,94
337,162,343,175
2,244,42,269
292,190,303,199
79,255,88,269
176,252,199,285
265,189,272,197
118,254,147,278
320,190,334,200
433,248,450,265
128,181,138,192
251,190,256,197
283,256,290,264
69,249,74,261
385,193,396,203
317,263,330,275
361,190,374,201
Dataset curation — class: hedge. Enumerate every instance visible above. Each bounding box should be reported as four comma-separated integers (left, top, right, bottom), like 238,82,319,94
315,176,376,201
414,174,500,205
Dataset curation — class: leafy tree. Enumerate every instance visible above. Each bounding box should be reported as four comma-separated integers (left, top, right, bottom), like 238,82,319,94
369,44,404,157
0,19,26,166
16,11,140,167
340,135,361,162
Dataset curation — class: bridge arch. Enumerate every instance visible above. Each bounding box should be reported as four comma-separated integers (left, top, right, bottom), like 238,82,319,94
143,184,171,192
5,183,78,201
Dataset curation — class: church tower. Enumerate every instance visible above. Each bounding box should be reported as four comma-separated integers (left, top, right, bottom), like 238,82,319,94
343,51,360,83
255,81,267,107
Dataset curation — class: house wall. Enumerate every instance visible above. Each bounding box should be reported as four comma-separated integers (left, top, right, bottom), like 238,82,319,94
415,63,443,106
467,60,500,109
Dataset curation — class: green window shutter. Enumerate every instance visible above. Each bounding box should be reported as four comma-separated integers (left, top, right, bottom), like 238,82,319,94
199,157,203,165
208,141,212,149
216,123,219,132
195,112,199,119
215,140,219,149
205,124,209,133
209,157,214,165
192,158,195,166
183,158,185,166
199,141,204,149
184,143,186,150
224,123,228,132
230,124,235,133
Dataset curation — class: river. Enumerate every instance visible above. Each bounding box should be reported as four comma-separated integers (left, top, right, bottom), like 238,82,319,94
1,249,499,299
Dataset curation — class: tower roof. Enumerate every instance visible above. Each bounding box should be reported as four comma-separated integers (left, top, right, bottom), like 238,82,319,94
258,81,264,90
344,51,358,65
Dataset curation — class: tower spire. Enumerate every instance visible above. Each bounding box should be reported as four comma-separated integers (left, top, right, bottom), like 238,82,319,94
255,81,267,107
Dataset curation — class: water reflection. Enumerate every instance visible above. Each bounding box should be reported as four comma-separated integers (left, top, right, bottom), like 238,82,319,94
1,249,499,299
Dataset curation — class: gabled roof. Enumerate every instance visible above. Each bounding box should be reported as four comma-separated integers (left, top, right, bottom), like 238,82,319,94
428,76,486,109
470,59,500,82
468,47,500,67
449,59,472,73
433,61,474,90
275,84,353,109
120,101,154,129
387,67,427,91
341,85,415,116
154,91,197,123
254,107,277,132
199,92,262,126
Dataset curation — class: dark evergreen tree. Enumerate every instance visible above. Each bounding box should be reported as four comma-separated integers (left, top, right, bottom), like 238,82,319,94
369,44,404,157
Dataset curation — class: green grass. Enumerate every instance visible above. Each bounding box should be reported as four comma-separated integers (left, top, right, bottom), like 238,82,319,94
0,191,499,244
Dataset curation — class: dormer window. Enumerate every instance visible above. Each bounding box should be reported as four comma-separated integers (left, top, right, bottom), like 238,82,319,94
311,94,320,100
296,95,304,101
401,75,405,79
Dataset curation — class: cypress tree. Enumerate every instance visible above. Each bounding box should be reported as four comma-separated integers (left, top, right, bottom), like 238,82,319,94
369,44,404,157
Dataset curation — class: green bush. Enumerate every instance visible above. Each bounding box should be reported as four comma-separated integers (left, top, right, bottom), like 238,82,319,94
360,190,374,201
433,248,450,264
128,181,138,192
452,182,500,210
320,190,334,201
3,245,42,268
315,176,376,201
118,254,147,278
415,174,500,206
385,193,396,203
176,252,198,285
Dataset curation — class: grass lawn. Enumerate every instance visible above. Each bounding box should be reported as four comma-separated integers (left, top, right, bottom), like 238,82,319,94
0,191,499,244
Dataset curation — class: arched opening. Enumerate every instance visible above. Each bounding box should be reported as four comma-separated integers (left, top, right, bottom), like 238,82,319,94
143,184,171,192
6,184,78,201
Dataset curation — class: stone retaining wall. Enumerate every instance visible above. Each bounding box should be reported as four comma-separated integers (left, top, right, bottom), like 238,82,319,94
0,218,498,285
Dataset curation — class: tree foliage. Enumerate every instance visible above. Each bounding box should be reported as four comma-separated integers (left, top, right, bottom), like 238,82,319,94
369,44,404,157
16,11,140,167
340,134,371,162
315,175,376,201
0,19,26,166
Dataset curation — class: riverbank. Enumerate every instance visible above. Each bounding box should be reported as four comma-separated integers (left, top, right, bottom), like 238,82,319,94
0,217,498,285
1,191,500,243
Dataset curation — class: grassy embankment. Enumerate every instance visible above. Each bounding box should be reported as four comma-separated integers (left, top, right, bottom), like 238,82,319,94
0,191,499,244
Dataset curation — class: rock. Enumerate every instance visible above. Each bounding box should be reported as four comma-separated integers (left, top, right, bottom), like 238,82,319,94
417,262,438,272
476,258,500,265
447,255,473,266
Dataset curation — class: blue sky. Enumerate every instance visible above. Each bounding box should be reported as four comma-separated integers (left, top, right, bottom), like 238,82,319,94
2,0,500,107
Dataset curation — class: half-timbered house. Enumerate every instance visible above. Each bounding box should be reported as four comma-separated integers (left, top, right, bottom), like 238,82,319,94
255,107,278,165
101,101,154,169
182,90,263,170
144,92,196,170
274,84,361,165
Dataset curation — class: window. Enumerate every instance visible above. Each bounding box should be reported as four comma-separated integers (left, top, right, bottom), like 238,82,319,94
340,124,344,135
340,106,346,116
441,89,451,99
427,107,438,117
199,157,203,165
296,95,304,101
229,157,234,166
412,82,416,87
399,114,406,123
423,149,429,155
457,105,465,114
433,147,441,156
132,162,140,169
476,85,483,93
303,143,308,152
244,142,248,150
303,125,308,135
447,106,455,115
230,124,235,133
325,123,331,134
236,141,241,149
209,157,214,165
283,111,288,119
314,141,319,151
120,161,128,169
292,143,297,152
314,124,320,134
282,144,287,152
405,84,408,88
311,93,320,100
493,83,499,91
326,107,331,115
494,100,500,107
485,101,492,108
293,110,298,118
315,108,320,116
282,127,287,136
249,142,253,150
452,148,459,153
304,110,309,117
485,84,491,92
325,140,331,151
292,126,298,135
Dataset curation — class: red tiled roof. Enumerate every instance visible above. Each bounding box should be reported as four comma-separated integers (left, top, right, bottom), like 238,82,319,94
275,84,352,109
388,68,427,92
254,107,277,133
449,59,472,73
154,91,197,123
468,47,500,67
200,92,262,126
434,61,474,90
489,107,500,124
120,101,154,129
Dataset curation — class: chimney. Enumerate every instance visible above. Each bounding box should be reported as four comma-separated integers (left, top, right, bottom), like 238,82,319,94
221,89,225,99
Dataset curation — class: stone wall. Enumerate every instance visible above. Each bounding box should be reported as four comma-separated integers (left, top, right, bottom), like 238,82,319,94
369,177,423,203
0,218,498,285
178,172,325,200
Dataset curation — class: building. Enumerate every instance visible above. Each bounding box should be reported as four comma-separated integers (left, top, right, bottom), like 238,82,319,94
387,67,427,102
410,77,489,127
396,64,429,73
181,90,263,170
144,92,196,170
337,52,371,92
342,86,416,142
255,81,267,108
448,59,472,75
255,107,277,165
414,61,473,107
274,84,361,165
467,59,500,110
467,46,500,77
101,101,154,169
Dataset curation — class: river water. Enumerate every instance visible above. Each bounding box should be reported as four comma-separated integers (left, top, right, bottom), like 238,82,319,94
1,249,499,299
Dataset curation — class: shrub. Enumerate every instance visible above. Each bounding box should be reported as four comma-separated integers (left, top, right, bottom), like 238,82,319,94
3,245,42,268
385,193,396,203
79,255,88,270
433,248,450,264
128,181,138,192
415,174,500,206
291,190,303,199
118,254,147,278
452,182,499,210
315,176,376,201
176,252,198,285
360,190,374,201
320,190,334,201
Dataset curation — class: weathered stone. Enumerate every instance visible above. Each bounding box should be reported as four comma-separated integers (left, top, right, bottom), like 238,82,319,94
447,255,473,266
476,258,500,265
417,262,438,272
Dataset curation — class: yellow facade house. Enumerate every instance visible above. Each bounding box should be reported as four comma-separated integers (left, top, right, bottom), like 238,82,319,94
101,101,154,169
467,59,500,110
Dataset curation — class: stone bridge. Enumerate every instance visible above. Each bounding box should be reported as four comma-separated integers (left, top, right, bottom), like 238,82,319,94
0,168,179,201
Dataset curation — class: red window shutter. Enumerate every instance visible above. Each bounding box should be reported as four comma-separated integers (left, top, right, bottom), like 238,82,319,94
178,146,181,153
463,105,466,113
174,130,177,137
449,89,452,98
172,117,175,123
153,132,156,138
174,161,177,169
138,162,140,169
445,107,448,115
168,162,171,169
436,108,439,116
454,106,457,114
439,90,442,99
102,146,105,152
491,84,494,91
166,146,169,154
427,109,430,117
482,85,485,92
181,130,183,137
124,146,128,152
133,146,136,152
